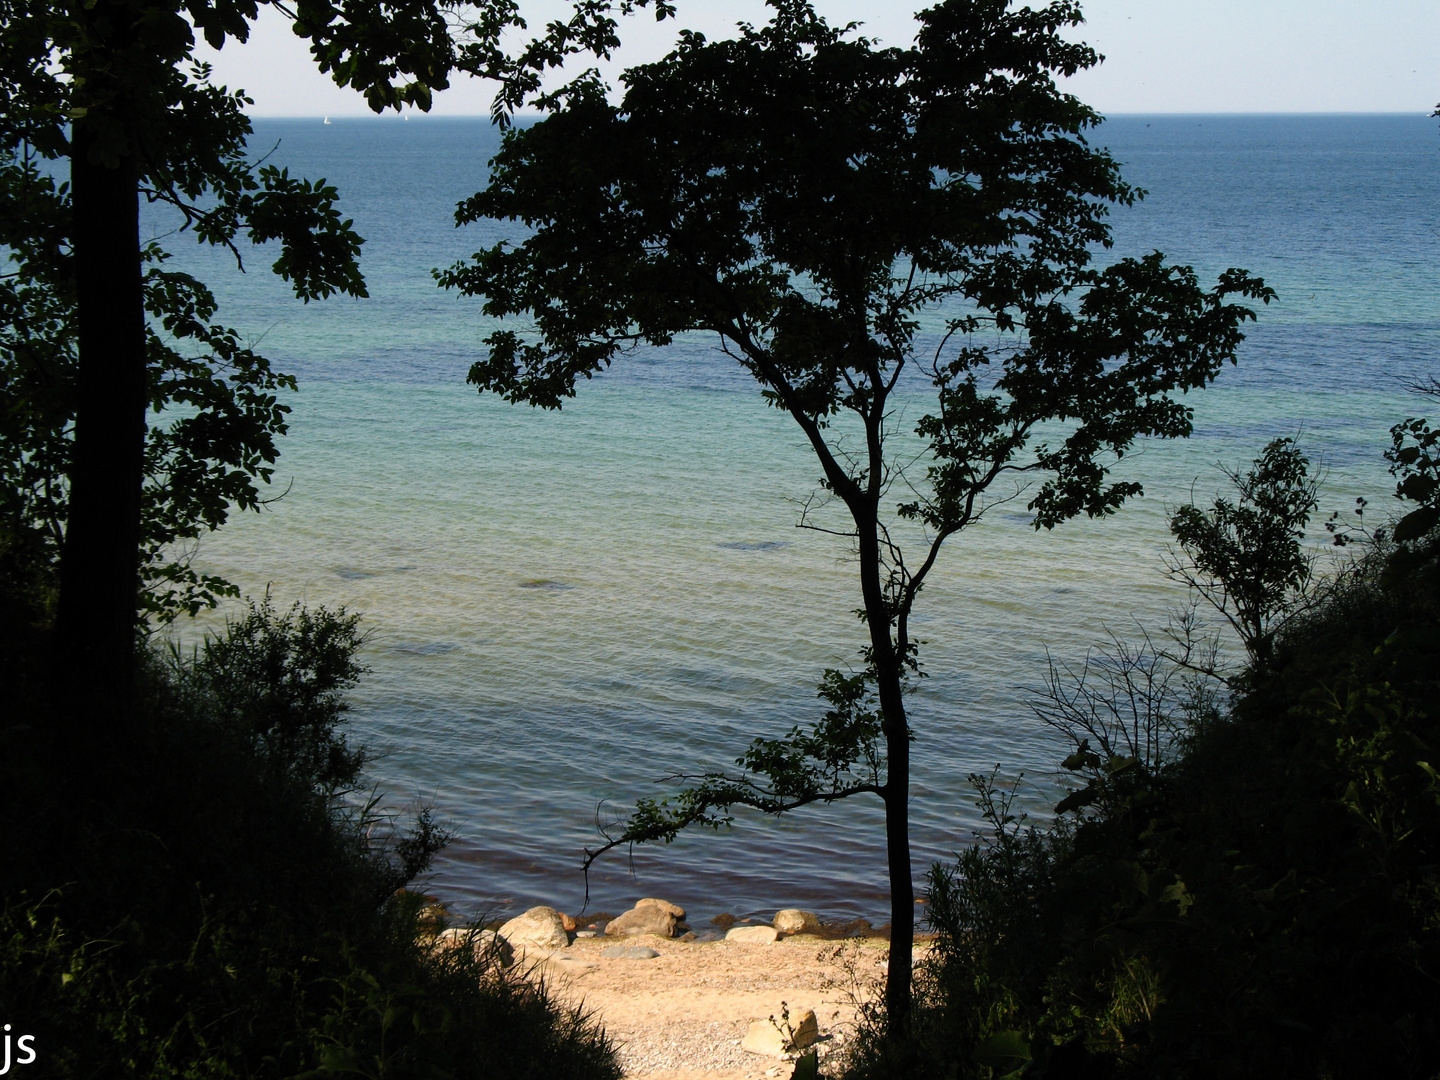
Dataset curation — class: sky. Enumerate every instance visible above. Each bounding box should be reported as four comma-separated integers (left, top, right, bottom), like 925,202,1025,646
192,1,1439,117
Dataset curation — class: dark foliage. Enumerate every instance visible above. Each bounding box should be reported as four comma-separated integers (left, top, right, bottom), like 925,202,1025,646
0,599,620,1079
0,150,304,623
841,423,1440,1079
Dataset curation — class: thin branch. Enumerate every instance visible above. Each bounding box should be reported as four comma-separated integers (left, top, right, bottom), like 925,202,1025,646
580,779,884,903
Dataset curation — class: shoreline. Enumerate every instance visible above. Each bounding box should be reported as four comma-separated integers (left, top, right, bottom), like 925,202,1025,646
427,898,934,1080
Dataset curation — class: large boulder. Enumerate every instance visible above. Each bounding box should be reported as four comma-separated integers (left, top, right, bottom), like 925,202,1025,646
605,898,686,938
726,924,779,944
741,1008,820,1056
772,909,822,936
499,906,571,950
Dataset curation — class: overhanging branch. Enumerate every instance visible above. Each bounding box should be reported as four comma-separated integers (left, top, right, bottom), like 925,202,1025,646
580,777,885,901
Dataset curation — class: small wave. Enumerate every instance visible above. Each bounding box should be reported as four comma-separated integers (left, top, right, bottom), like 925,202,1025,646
519,579,573,590
717,540,789,552
394,641,459,656
336,569,377,580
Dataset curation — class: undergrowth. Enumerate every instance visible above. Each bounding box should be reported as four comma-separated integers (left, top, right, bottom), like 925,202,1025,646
0,595,620,1079
838,417,1440,1079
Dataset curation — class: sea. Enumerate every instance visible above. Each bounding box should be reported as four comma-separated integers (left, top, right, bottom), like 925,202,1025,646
149,113,1440,925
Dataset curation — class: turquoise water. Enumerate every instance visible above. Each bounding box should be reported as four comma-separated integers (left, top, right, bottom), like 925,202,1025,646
153,114,1440,922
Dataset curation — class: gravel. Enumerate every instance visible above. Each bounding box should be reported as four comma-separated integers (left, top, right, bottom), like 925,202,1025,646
613,1020,754,1073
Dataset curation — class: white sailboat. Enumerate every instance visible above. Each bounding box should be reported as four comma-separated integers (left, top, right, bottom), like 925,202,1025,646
323,116,331,125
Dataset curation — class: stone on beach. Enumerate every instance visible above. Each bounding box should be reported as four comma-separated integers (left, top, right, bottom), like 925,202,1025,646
433,927,514,968
530,952,600,978
600,945,661,959
741,1008,820,1056
726,924,780,944
605,897,686,938
772,909,822,936
499,906,571,950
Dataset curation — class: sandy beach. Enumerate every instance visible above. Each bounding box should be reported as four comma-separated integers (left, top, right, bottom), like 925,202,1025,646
520,933,906,1080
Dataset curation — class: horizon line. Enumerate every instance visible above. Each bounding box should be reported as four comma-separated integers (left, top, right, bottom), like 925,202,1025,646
248,109,1436,120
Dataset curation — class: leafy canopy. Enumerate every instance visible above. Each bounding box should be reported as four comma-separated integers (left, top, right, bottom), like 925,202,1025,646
443,0,1271,532
1,0,378,618
1,0,677,620
441,0,1272,864
0,149,320,619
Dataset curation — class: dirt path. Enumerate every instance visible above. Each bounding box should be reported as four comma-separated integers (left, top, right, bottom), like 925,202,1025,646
529,934,899,1080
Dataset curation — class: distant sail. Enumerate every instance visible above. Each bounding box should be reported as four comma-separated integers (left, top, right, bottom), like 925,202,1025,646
323,116,331,125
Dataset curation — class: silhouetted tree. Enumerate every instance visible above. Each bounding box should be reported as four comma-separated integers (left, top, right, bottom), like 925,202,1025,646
441,0,1270,1031
0,0,673,734
1,153,307,625
1168,437,1319,670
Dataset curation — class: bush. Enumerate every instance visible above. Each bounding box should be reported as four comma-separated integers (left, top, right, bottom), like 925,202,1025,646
840,432,1440,1080
0,599,621,1080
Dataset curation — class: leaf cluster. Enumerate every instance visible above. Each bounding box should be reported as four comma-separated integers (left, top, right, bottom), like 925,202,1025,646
1167,436,1320,668
1387,414,1440,544
441,0,1271,688
0,153,310,620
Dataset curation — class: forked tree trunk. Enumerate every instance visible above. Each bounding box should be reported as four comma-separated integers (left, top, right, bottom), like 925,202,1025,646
54,121,147,729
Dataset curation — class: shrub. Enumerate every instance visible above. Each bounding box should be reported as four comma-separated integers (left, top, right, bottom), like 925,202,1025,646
0,600,620,1080
839,432,1440,1079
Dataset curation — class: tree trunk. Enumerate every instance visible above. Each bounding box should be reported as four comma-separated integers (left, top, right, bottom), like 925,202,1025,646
54,121,147,730
854,508,916,1036
882,694,915,1034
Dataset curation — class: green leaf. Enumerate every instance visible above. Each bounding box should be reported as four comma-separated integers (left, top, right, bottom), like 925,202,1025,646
973,1030,1032,1065
1162,879,1194,915
1055,786,1097,815
1391,506,1439,543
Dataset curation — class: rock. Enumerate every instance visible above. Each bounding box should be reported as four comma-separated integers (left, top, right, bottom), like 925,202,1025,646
741,1008,819,1056
575,930,598,938
433,927,463,946
533,952,599,978
773,909,822,936
515,956,599,979
417,901,449,931
637,897,685,917
560,912,578,932
726,925,780,944
499,906,571,950
600,945,661,959
472,929,515,968
605,897,686,938
433,928,514,968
